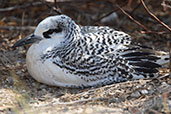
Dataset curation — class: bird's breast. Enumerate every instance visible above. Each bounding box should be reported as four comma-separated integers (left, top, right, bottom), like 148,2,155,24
25,44,88,87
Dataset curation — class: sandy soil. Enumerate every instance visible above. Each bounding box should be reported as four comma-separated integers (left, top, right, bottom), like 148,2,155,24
0,0,171,114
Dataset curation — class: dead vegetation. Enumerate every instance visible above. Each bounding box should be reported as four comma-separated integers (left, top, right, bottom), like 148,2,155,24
0,0,171,113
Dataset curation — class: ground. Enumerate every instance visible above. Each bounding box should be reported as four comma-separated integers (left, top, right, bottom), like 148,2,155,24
0,0,171,114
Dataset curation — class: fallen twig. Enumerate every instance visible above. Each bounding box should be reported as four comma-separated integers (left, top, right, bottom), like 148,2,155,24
163,92,170,114
167,40,171,77
45,0,93,3
0,26,35,31
147,109,163,114
54,97,104,105
54,0,62,14
140,30,169,34
161,0,171,11
0,2,43,12
140,0,171,32
40,0,62,14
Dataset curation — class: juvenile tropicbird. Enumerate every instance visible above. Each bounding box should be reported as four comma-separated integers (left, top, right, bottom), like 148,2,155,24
13,15,169,88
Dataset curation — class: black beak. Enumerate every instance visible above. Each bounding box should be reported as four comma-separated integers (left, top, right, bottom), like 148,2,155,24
13,34,42,48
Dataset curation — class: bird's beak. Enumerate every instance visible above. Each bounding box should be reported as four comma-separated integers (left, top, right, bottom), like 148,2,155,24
13,34,42,48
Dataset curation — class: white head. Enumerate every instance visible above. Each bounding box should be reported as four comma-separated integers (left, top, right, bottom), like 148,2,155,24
13,15,80,48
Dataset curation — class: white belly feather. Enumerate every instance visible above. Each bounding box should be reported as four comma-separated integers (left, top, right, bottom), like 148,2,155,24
26,44,88,87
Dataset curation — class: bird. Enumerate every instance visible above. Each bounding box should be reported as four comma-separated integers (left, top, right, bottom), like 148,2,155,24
13,15,169,88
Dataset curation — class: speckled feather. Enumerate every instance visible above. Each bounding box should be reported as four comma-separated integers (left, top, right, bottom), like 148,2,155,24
15,15,169,88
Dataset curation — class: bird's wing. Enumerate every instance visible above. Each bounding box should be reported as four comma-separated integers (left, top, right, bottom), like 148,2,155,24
50,26,169,86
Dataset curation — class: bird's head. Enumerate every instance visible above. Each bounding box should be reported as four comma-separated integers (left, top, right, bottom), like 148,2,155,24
13,15,79,48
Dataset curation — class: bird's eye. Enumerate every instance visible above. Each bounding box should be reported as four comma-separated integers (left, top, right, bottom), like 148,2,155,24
43,27,62,38
54,27,62,33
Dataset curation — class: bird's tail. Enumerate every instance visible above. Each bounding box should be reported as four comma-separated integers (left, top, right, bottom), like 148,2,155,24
155,51,169,66
117,45,169,80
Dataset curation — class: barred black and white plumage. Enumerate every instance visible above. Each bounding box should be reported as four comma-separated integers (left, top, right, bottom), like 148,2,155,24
13,15,169,88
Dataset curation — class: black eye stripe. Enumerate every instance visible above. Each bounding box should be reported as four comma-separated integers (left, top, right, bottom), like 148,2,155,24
43,28,62,38
43,31,51,38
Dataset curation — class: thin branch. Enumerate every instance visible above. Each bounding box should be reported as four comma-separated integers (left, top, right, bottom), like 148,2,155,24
0,2,43,12
167,40,171,77
140,30,169,34
161,0,171,10
163,92,170,114
54,97,103,105
140,0,171,32
117,5,149,31
147,109,163,114
54,0,62,14
46,0,93,3
40,0,62,14
0,26,36,31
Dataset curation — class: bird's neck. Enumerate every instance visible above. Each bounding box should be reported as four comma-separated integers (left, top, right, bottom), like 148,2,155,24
63,23,81,44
